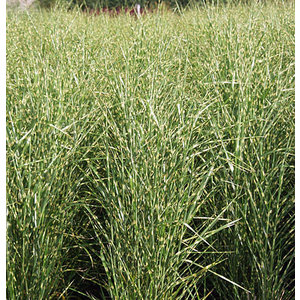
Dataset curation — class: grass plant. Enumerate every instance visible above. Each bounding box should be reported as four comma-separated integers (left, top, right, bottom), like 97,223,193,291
6,1,294,299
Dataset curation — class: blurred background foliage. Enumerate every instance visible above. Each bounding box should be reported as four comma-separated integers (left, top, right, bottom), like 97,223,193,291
20,0,272,10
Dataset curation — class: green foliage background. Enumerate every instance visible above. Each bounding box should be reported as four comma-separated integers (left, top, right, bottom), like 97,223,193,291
36,0,266,9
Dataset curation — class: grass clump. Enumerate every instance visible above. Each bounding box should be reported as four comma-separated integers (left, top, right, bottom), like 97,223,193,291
7,1,294,299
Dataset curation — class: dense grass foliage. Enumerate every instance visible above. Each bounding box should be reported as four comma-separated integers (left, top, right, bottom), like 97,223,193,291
7,2,294,299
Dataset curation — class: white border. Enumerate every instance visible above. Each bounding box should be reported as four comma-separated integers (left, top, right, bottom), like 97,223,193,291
295,0,298,298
